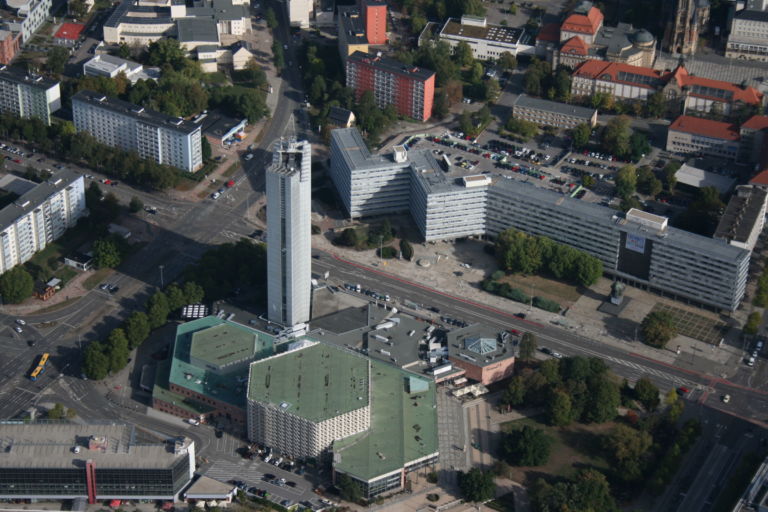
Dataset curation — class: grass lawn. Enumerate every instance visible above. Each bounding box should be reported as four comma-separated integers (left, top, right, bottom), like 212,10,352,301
498,273,582,307
501,416,612,484
83,268,113,290
222,162,240,178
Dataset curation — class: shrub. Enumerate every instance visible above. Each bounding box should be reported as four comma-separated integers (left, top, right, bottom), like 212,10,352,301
505,287,531,303
491,270,506,280
533,296,560,313
379,246,397,259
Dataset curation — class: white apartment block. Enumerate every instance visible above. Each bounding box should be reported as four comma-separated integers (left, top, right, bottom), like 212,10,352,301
266,139,311,327
246,343,371,458
726,9,768,62
0,170,86,274
72,90,203,172
3,0,52,43
0,65,61,125
436,15,533,60
288,0,313,28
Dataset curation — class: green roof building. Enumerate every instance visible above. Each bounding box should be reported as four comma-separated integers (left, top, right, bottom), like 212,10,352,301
246,342,372,458
153,316,275,428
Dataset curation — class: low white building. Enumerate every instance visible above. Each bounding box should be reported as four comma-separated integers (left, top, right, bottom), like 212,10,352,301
83,54,160,83
288,0,313,27
435,15,533,60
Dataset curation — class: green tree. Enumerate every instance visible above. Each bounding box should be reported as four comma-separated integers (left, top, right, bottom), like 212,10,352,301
165,283,186,311
147,38,186,69
93,238,122,269
603,424,653,482
547,389,573,426
124,311,151,349
744,312,762,336
455,41,474,67
645,92,667,118
310,75,327,104
629,131,651,161
501,376,527,408
265,7,278,28
519,332,537,361
399,239,414,260
83,342,109,380
183,281,205,304
539,359,561,385
498,52,517,71
432,89,450,120
484,78,501,103
458,468,496,502
615,165,637,198
202,137,212,160
46,46,70,75
583,376,620,423
571,123,591,150
147,291,170,329
0,266,33,304
664,162,679,193
107,328,130,373
117,42,131,59
503,425,552,466
505,118,538,140
129,196,143,213
48,403,66,419
69,0,89,18
640,311,677,348
337,474,363,503
634,377,660,411
272,42,285,70
602,116,632,158
66,407,77,419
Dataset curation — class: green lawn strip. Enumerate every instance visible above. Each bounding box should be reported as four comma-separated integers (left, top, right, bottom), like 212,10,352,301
83,268,113,290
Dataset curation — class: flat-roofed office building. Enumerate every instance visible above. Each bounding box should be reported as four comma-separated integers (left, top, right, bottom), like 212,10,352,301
487,179,749,311
0,423,195,502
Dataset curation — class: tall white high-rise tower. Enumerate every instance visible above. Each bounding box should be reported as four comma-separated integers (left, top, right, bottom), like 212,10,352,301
266,139,312,326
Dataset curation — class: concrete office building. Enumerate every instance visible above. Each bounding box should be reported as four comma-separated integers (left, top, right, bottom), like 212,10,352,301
246,341,371,458
329,128,412,217
288,0,313,27
83,54,161,84
0,423,195,502
726,9,768,61
512,94,598,129
666,115,741,159
0,169,86,275
714,185,768,251
435,15,533,60
410,161,490,241
486,180,749,311
72,90,203,172
266,139,311,327
0,65,61,125
346,52,435,122
447,326,516,385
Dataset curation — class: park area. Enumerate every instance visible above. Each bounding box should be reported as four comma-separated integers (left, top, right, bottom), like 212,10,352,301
501,415,612,483
497,273,583,308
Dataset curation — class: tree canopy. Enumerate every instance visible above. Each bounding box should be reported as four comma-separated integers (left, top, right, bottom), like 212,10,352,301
640,311,677,348
0,266,33,304
502,425,552,466
459,468,496,502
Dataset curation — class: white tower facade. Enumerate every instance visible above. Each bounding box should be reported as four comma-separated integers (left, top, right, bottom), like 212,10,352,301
266,139,312,326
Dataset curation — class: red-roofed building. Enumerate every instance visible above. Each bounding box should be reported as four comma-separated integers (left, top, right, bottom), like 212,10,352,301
560,1,604,44
740,115,768,164
666,115,740,159
661,64,763,116
749,167,768,188
53,23,85,47
536,23,560,43
571,60,765,117
558,36,589,68
571,60,664,100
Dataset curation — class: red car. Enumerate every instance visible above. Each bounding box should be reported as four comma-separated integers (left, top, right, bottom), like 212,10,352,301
12,158,21,164
226,179,235,188
676,386,690,395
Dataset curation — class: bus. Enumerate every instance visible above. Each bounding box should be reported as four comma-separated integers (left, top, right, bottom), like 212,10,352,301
29,353,50,381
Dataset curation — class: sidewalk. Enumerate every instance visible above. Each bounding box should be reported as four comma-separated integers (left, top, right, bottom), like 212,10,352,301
311,234,742,380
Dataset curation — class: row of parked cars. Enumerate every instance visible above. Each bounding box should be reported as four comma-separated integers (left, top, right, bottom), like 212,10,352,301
343,283,390,301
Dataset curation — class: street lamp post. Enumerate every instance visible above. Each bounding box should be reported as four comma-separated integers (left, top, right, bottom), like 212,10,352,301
159,265,165,288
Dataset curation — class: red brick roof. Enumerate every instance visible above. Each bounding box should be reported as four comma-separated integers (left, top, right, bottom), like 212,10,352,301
560,36,589,56
572,60,663,88
561,6,603,35
669,115,740,141
743,115,768,131
749,168,768,186
665,64,762,106
537,23,560,43
54,23,85,41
